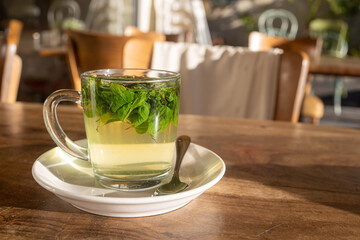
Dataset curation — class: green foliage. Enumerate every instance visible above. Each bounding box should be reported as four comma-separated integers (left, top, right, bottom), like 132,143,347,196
326,0,360,17
238,13,256,32
287,0,322,25
81,77,180,139
350,48,360,58
288,0,360,22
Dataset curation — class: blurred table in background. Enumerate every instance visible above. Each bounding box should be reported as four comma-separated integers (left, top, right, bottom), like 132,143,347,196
38,45,67,57
310,55,360,77
309,55,360,116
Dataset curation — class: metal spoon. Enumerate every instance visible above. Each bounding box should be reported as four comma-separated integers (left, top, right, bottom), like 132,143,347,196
154,135,191,196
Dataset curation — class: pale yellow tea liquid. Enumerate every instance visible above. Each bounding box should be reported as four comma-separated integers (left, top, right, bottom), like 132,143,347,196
84,116,176,188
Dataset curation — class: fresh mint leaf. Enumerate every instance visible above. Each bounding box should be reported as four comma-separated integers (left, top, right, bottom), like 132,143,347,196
167,90,176,102
128,102,150,127
109,83,134,112
131,91,148,109
135,120,149,134
147,105,173,138
117,102,132,122
173,97,179,127
98,111,119,127
147,111,157,138
82,76,180,137
159,106,173,132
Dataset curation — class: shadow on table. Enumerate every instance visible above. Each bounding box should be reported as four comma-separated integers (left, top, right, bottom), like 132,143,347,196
227,163,360,215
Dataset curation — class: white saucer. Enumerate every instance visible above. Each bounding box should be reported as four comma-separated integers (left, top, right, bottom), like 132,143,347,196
32,139,226,217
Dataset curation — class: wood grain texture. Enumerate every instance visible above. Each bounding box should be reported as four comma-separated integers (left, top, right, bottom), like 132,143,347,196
1,102,360,239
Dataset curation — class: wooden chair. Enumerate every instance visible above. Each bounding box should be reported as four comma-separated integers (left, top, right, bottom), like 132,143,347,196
249,31,324,124
1,20,23,103
66,29,164,91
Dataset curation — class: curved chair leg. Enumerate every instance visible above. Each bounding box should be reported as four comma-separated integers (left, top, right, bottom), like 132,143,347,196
301,95,324,125
334,77,343,116
311,117,320,125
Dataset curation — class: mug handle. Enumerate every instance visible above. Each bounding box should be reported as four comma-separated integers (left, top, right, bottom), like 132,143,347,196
43,89,89,160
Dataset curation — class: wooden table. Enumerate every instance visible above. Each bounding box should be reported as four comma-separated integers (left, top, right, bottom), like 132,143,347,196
38,45,67,58
309,55,360,77
309,55,360,115
1,102,360,239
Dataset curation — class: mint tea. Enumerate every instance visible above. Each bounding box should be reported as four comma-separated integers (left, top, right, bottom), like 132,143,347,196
81,69,181,190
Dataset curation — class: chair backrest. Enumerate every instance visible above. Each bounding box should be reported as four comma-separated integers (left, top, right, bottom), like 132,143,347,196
248,31,288,51
66,29,164,91
248,31,314,122
124,26,196,43
122,26,167,68
1,19,23,103
249,31,323,60
151,41,309,123
273,37,323,61
258,9,298,39
309,19,348,58
124,25,190,43
48,0,81,29
123,38,157,69
124,26,166,42
274,51,309,122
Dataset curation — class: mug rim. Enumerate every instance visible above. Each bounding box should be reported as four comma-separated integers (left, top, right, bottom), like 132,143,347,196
81,68,181,83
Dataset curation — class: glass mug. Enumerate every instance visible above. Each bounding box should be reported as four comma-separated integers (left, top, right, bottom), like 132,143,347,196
43,69,181,191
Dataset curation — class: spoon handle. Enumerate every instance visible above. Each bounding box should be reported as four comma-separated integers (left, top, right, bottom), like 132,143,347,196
174,135,191,172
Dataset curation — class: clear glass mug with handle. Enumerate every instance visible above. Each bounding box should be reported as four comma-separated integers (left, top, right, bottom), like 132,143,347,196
43,69,181,191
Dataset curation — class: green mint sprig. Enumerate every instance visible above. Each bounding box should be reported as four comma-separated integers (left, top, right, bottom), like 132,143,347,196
82,76,180,138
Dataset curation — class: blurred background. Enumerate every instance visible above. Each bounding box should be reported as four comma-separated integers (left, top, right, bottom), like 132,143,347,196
1,0,360,128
